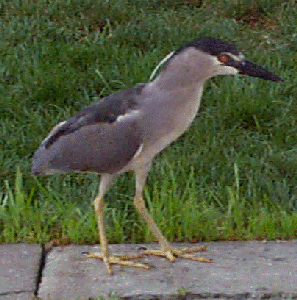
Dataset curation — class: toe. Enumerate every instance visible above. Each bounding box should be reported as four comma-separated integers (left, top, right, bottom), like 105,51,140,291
165,250,176,262
103,257,112,274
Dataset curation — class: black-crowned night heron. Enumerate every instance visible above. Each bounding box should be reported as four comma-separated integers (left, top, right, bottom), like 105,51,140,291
31,37,282,274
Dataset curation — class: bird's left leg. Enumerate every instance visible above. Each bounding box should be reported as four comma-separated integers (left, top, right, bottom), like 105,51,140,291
87,174,149,273
134,164,211,263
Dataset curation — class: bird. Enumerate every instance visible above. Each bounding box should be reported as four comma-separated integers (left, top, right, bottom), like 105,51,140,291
31,37,283,274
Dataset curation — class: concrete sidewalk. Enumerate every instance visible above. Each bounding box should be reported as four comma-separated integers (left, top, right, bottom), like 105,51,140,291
0,244,41,300
0,241,296,300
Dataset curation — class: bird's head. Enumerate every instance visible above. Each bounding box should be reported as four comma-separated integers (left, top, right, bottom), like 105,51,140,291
153,37,283,85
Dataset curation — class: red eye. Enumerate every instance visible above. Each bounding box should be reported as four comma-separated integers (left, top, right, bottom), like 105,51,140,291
218,54,229,63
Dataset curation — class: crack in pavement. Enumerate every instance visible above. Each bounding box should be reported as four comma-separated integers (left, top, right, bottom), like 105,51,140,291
34,244,48,297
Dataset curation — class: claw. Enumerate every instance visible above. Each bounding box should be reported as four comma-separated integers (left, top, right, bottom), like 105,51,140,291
142,245,211,263
87,252,150,272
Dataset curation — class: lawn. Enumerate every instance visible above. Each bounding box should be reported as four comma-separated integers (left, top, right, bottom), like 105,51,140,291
1,0,297,245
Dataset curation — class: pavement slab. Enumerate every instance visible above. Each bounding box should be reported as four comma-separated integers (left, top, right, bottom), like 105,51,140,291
38,241,297,300
0,244,42,300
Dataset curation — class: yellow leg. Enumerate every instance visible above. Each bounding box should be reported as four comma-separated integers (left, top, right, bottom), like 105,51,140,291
87,174,150,273
134,165,211,263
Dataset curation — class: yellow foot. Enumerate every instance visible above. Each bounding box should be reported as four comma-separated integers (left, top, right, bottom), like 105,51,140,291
143,245,212,263
87,252,150,274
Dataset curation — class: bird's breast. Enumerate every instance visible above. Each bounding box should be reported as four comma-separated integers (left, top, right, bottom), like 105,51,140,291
126,87,203,170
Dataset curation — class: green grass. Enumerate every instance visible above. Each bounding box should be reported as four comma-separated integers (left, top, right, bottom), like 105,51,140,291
1,0,297,245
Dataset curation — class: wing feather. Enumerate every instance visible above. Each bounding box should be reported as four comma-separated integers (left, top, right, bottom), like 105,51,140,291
43,84,144,149
31,84,145,175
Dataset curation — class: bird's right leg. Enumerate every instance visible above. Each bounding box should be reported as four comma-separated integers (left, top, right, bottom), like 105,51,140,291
87,174,149,274
134,164,211,263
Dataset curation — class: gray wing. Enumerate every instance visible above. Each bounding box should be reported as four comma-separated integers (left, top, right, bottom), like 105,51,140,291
43,84,144,149
31,85,144,175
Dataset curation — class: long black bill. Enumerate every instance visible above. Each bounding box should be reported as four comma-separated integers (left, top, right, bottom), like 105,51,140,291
237,60,283,82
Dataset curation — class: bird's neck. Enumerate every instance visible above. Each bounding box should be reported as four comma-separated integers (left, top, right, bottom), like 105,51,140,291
147,67,206,107
151,63,207,93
